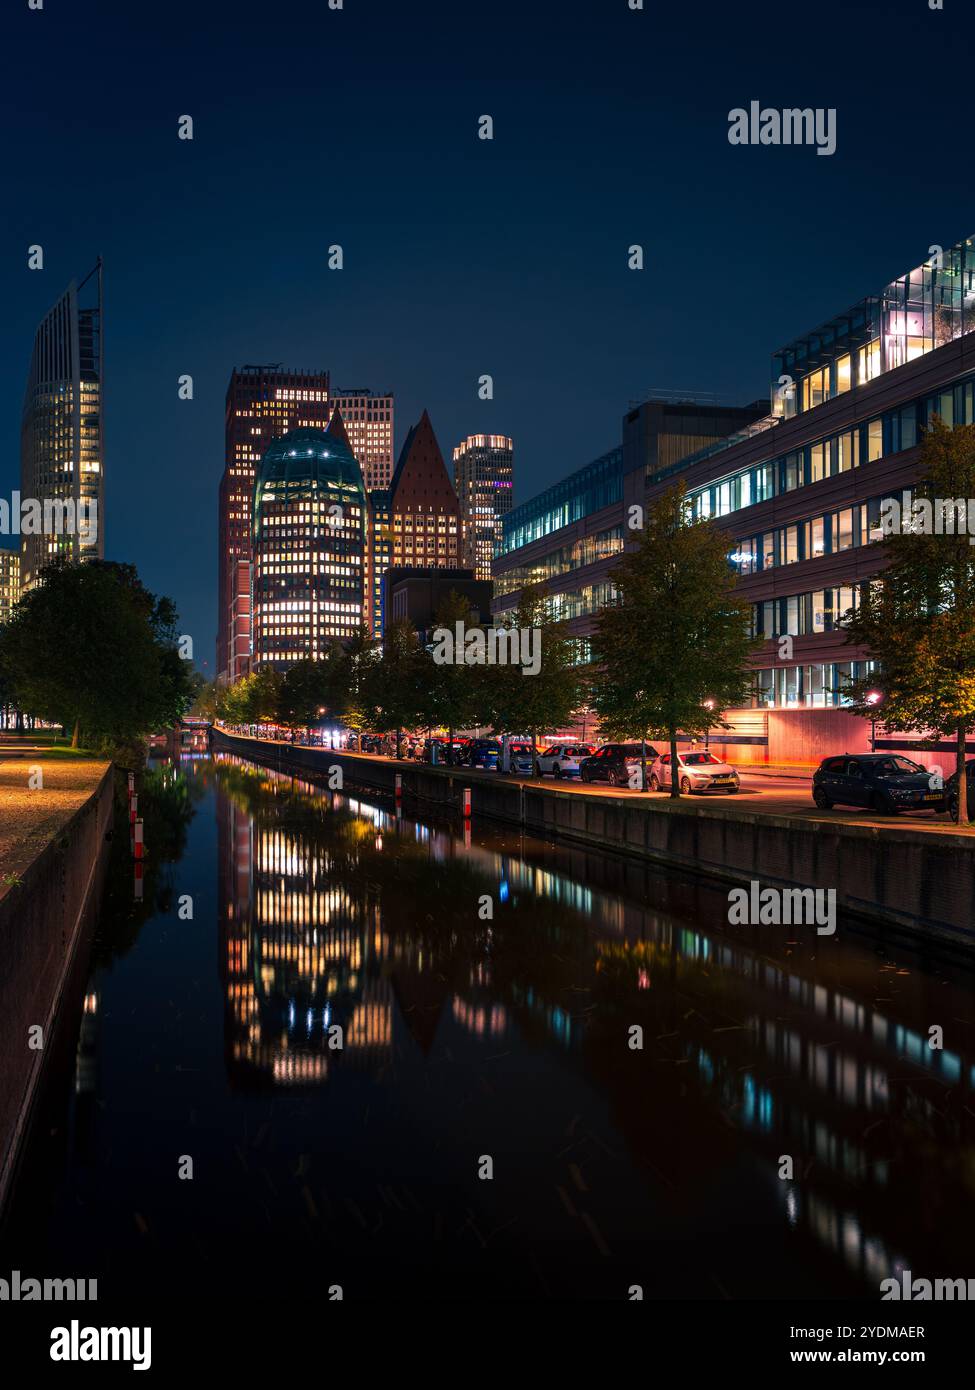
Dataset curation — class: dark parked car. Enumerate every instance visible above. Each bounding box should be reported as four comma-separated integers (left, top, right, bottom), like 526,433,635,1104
418,737,469,766
812,753,947,814
946,759,975,822
579,743,659,788
464,738,502,770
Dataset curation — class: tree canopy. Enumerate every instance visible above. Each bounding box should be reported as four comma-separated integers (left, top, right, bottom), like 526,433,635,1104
0,560,195,753
843,418,975,822
590,485,759,794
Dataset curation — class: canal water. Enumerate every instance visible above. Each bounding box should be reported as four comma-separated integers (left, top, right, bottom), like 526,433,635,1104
2,752,974,1301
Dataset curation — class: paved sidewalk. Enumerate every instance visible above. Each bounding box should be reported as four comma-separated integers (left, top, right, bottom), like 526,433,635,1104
0,758,112,882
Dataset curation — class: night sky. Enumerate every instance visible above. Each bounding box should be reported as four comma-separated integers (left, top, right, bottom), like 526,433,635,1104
3,0,971,670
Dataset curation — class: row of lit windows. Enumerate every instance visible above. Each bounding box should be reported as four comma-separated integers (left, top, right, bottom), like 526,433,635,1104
693,376,975,524
730,494,893,574
752,586,860,639
751,661,876,709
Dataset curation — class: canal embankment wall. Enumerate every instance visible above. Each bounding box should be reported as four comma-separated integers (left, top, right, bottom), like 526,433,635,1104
0,761,114,1214
212,729,975,951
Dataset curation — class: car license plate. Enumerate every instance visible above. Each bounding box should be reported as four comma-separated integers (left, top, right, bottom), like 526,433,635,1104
923,793,942,801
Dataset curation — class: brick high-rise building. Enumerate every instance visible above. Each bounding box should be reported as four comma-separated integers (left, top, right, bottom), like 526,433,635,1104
330,388,394,491
217,366,332,682
388,411,463,572
453,433,514,580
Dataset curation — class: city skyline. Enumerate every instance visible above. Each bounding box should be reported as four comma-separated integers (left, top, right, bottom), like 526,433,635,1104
3,0,973,670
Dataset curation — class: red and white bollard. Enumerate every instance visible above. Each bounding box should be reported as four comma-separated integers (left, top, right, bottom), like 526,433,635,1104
129,793,138,825
133,862,144,902
395,773,402,801
463,787,471,819
133,817,144,861
127,771,135,795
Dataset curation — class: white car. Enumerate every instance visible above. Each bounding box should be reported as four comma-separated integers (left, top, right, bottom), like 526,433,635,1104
536,742,596,778
648,751,740,794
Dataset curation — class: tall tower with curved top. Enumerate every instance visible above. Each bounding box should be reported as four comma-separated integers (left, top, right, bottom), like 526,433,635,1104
20,260,103,590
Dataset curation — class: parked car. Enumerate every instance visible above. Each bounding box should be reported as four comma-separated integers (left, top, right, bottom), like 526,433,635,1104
812,753,948,814
505,741,535,775
464,738,502,770
579,743,658,788
418,737,469,766
648,751,740,794
945,759,975,822
536,742,595,778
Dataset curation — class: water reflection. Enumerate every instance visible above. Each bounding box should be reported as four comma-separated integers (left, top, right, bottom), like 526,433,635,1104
2,752,973,1302
207,753,975,1296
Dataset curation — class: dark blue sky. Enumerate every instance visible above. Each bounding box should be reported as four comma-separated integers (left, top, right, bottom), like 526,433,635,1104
3,0,972,670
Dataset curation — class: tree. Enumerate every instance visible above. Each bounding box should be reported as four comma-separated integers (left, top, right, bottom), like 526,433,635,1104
0,560,194,753
221,666,283,728
843,418,975,824
421,591,488,756
337,626,381,734
590,485,759,796
188,676,221,722
484,583,582,773
275,658,329,733
368,618,427,756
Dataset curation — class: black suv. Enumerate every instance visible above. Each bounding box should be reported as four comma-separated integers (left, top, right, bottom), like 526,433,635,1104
812,753,947,814
579,743,658,788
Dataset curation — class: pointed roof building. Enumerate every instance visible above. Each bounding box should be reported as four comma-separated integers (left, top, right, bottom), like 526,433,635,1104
387,411,463,570
326,404,354,453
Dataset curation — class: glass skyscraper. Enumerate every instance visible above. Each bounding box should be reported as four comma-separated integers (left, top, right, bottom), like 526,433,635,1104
19,260,103,590
453,433,514,580
251,416,368,669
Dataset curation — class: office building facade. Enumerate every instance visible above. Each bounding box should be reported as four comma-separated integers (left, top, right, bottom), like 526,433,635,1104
331,388,394,492
492,400,766,650
389,411,464,570
453,433,514,580
495,235,975,760
382,565,493,645
218,369,395,679
0,550,21,625
251,415,368,669
652,234,975,761
19,260,104,590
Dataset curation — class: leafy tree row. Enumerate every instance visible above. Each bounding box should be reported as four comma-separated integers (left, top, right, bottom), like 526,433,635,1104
215,586,584,771
0,561,197,761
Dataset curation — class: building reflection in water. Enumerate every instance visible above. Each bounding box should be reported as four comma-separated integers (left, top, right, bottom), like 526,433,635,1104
213,753,975,1296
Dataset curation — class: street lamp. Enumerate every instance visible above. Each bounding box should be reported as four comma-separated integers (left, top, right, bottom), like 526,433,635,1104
865,690,882,752
703,699,715,752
